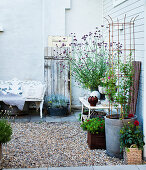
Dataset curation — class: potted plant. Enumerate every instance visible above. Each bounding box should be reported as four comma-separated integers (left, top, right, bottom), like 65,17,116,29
120,121,145,164
0,119,12,160
45,94,69,116
103,56,137,158
58,26,108,99
81,117,106,149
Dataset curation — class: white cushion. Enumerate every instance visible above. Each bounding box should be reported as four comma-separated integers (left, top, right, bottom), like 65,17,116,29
22,84,44,99
0,78,46,100
0,83,10,95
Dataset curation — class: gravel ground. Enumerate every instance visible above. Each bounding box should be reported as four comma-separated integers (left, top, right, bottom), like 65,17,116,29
1,122,124,168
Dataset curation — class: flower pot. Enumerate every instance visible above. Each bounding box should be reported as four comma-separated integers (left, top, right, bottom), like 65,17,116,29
123,147,142,164
105,95,109,103
88,96,98,106
82,114,89,122
105,115,136,158
90,91,100,99
48,107,68,116
87,131,106,149
98,86,106,94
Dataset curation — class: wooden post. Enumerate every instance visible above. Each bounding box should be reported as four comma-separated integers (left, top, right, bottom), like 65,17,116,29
0,143,2,160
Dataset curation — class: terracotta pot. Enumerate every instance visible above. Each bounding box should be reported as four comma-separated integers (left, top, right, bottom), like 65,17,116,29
88,96,98,106
87,131,106,149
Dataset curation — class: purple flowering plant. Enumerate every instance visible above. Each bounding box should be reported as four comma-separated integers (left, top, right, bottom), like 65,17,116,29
66,26,109,90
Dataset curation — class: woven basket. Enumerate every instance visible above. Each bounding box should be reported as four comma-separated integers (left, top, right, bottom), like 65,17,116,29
124,145,142,165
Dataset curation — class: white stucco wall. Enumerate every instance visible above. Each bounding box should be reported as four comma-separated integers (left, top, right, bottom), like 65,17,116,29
43,0,71,47
0,0,44,81
0,0,103,106
143,0,146,161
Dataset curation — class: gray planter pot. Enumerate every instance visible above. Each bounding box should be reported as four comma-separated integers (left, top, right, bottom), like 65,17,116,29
48,107,68,116
105,115,136,158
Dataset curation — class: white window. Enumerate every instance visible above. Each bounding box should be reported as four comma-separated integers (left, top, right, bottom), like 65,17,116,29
113,0,127,7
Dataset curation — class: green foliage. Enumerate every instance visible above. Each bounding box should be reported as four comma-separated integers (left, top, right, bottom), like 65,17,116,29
100,54,134,118
80,117,105,134
115,57,134,114
0,119,12,144
120,122,145,152
78,113,81,122
101,68,117,101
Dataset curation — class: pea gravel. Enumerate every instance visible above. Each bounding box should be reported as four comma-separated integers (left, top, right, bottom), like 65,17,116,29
1,122,124,168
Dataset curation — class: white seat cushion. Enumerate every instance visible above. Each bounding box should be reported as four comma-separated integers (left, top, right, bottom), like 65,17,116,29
22,84,44,99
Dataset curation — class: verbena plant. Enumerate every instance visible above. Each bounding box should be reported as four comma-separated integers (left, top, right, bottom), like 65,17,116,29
120,121,145,152
81,117,105,134
60,26,109,90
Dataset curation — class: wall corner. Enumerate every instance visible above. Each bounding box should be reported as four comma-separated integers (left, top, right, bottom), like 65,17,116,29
64,0,71,10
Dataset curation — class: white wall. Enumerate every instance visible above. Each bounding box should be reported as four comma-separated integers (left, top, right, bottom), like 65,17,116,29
43,0,71,47
0,0,44,81
0,0,103,106
66,0,103,105
143,0,146,161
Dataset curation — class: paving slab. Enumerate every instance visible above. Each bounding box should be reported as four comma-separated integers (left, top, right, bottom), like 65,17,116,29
13,118,30,123
74,111,81,120
46,116,62,122
61,115,77,122
48,166,93,170
93,165,139,170
3,169,47,170
3,165,146,170
136,165,146,170
30,116,46,122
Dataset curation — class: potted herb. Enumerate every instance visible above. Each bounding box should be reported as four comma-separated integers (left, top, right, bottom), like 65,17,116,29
120,121,145,164
45,95,69,116
81,117,106,149
0,119,12,160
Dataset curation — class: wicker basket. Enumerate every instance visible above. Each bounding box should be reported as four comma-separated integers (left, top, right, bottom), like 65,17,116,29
124,146,142,165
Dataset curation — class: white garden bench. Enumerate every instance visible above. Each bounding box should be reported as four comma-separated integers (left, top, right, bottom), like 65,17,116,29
0,78,46,118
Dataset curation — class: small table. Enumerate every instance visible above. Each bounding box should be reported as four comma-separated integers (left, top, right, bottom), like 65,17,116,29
79,97,120,122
